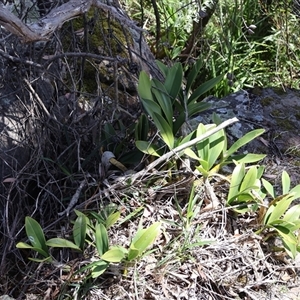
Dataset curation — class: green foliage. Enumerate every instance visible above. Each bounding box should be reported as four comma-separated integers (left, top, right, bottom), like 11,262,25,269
124,0,198,59
136,60,223,155
126,0,300,95
258,171,300,258
184,123,265,177
127,222,161,261
16,217,81,262
226,163,265,213
17,207,160,279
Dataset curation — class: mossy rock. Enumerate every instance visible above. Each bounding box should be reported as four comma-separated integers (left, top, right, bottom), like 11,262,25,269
61,8,137,95
260,96,274,106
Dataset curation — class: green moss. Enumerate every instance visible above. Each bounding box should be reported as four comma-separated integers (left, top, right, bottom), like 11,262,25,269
295,110,300,120
273,86,286,95
270,109,282,117
260,96,274,107
61,8,133,94
276,118,294,130
251,86,263,96
270,110,295,130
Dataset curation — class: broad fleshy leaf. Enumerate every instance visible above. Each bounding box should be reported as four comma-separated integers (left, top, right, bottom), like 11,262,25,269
25,217,48,255
264,195,294,224
187,102,211,117
16,242,49,258
138,71,153,101
152,112,174,149
186,58,204,93
283,204,300,224
46,238,81,251
225,129,265,157
136,141,162,157
106,211,120,228
188,74,224,104
95,223,109,256
227,163,245,204
282,171,290,195
73,214,86,250
101,247,126,263
152,79,173,126
130,222,161,258
164,62,183,100
262,178,275,199
240,166,258,193
91,260,110,278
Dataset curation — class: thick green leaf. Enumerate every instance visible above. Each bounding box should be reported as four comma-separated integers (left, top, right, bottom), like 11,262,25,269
273,225,297,245
282,239,298,259
225,129,265,157
135,114,149,141
195,123,225,171
95,223,109,256
16,241,35,249
138,71,153,101
46,238,81,251
179,130,196,144
152,79,173,126
195,165,209,178
91,260,110,278
240,166,258,193
186,58,204,94
136,140,162,157
173,111,186,135
224,153,266,165
130,222,160,257
187,102,211,118
156,60,168,77
127,247,140,261
290,184,300,198
283,204,300,223
196,123,210,161
227,163,245,204
282,171,290,195
16,242,49,258
101,247,126,263
106,211,120,228
141,98,162,119
265,195,294,224
29,256,52,263
257,166,265,179
73,214,86,250
25,217,48,255
152,112,174,149
188,74,224,104
207,131,225,170
280,220,300,232
262,178,275,199
164,62,183,100
184,148,200,160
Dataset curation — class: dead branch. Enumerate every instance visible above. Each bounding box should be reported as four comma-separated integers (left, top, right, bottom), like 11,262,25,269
0,0,144,43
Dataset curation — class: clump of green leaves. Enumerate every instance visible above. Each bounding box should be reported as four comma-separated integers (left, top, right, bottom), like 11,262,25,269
226,162,265,213
136,59,223,156
16,216,81,262
184,120,265,178
16,207,161,278
258,171,300,258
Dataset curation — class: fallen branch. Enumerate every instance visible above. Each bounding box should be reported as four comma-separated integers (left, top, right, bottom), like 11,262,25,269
131,117,239,183
0,0,144,43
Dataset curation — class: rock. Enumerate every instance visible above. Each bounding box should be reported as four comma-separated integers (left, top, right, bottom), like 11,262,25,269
192,87,300,156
